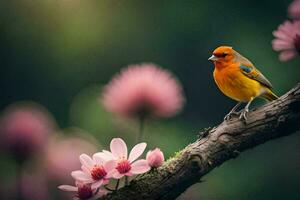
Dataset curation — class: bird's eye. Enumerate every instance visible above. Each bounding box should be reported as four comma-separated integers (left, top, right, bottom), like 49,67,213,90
221,53,228,57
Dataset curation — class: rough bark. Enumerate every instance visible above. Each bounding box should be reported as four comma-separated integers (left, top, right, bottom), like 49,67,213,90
102,83,300,200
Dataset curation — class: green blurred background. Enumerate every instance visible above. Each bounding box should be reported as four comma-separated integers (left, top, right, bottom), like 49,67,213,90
0,0,299,199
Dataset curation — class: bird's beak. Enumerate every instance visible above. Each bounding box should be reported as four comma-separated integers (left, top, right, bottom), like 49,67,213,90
208,55,218,61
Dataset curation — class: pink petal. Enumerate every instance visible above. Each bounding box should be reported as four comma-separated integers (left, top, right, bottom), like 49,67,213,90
79,154,95,170
112,171,124,179
58,185,78,192
101,64,184,118
102,179,110,185
102,150,117,160
71,170,92,183
91,180,103,190
106,169,117,178
146,148,164,168
128,142,147,162
125,172,133,177
280,21,294,34
289,0,300,18
130,159,151,174
92,153,105,164
273,31,293,42
103,160,117,177
272,39,294,50
110,138,128,159
81,165,90,174
279,50,297,61
276,21,295,38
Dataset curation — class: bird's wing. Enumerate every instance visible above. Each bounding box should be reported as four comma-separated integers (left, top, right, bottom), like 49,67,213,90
239,65,273,88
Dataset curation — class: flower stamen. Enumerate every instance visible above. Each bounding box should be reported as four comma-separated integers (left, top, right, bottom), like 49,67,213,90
116,159,131,174
91,165,107,181
77,184,93,200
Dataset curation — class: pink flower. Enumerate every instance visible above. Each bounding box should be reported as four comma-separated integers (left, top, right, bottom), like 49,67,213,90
146,148,165,168
71,154,116,189
289,0,300,19
58,181,107,200
0,103,55,161
102,63,185,119
100,138,150,179
272,20,300,61
45,134,97,182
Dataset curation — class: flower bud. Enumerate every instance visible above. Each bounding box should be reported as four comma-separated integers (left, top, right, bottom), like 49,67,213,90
146,148,164,168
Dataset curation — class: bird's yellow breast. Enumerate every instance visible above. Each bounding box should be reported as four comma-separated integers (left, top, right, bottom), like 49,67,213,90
213,65,263,102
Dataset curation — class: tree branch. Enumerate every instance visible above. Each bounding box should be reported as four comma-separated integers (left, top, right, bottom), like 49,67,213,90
103,83,300,200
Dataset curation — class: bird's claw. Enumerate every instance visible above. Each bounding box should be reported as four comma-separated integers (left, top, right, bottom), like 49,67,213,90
239,108,249,122
224,111,240,121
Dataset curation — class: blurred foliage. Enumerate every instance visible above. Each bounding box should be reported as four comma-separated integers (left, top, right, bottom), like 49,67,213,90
0,0,299,199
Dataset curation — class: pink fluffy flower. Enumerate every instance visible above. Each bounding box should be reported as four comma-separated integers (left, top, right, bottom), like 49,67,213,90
289,0,300,19
100,138,150,179
146,148,165,168
58,181,107,200
102,63,185,119
0,103,55,161
71,154,116,189
272,20,300,61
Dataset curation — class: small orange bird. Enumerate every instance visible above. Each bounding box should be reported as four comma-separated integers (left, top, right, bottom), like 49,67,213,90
208,46,278,121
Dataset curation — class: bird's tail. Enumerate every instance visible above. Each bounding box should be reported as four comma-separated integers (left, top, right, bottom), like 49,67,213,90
262,89,279,102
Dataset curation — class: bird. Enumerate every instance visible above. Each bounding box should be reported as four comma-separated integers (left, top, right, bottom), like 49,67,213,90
208,46,278,121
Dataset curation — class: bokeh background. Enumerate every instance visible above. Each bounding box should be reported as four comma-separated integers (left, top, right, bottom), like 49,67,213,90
0,0,299,199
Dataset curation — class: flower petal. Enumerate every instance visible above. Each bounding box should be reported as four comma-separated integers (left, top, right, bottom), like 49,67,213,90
71,170,92,183
279,50,297,61
130,159,150,174
272,39,294,50
103,160,117,177
81,165,90,174
102,150,117,160
273,30,293,42
102,179,110,185
125,172,133,177
110,138,128,159
106,169,117,178
93,153,106,164
128,142,147,162
112,171,124,179
91,180,103,190
58,185,78,192
101,64,184,118
79,154,95,170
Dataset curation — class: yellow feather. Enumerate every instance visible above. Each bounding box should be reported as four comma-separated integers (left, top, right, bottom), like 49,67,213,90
213,64,264,102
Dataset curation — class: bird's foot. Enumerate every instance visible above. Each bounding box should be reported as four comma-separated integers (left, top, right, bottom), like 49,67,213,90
239,108,249,122
224,111,240,121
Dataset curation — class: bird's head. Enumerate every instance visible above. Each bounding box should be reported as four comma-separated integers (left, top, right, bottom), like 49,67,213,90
208,46,235,63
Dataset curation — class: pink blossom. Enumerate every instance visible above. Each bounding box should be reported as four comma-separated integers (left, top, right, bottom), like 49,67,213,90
102,63,185,119
100,138,150,179
272,20,300,61
45,134,97,182
289,0,300,19
0,103,55,161
146,148,165,168
71,154,116,189
58,181,107,200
